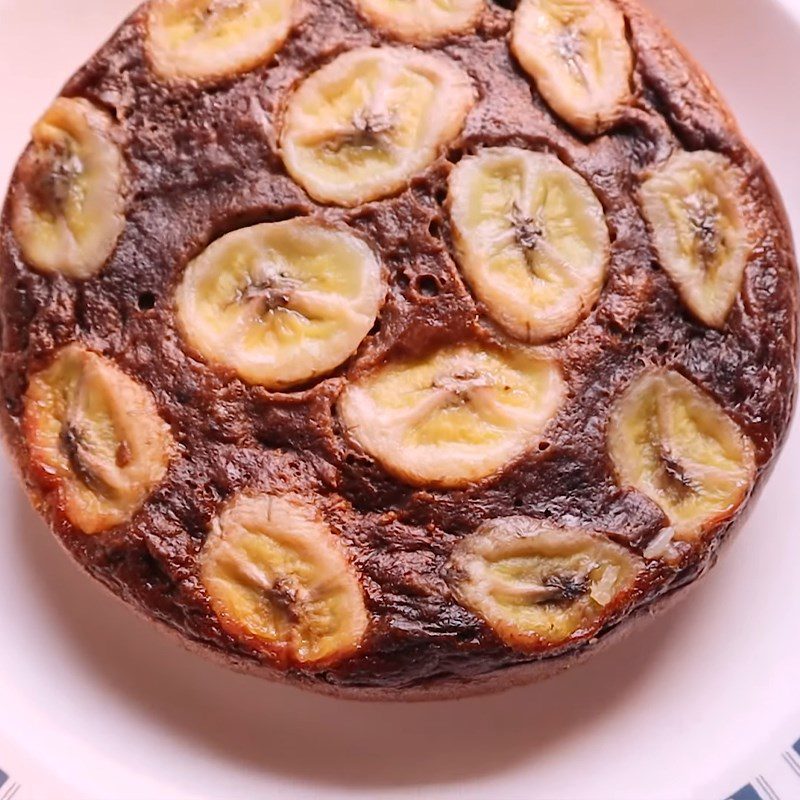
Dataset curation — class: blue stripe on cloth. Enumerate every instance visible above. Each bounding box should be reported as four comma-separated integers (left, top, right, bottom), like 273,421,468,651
726,785,762,800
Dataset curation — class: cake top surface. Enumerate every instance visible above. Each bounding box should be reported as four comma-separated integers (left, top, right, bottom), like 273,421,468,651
0,0,796,695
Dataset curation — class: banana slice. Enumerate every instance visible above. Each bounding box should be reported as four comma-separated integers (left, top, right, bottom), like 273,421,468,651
449,516,642,649
338,343,565,487
448,147,609,343
280,46,475,206
608,369,755,541
175,218,384,390
200,492,369,666
147,0,295,81
10,97,125,279
511,0,633,136
640,151,751,328
22,344,174,534
352,0,484,43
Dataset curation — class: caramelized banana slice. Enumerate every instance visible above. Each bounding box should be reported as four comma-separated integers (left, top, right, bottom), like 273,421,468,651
201,492,369,666
280,46,475,206
23,345,174,534
338,343,565,487
147,0,295,81
449,516,643,649
448,147,609,343
175,218,384,390
511,0,633,135
608,369,755,540
11,98,125,279
640,151,751,328
353,0,484,43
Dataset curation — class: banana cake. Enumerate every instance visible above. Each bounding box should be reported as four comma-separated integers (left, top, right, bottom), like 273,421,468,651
0,0,797,699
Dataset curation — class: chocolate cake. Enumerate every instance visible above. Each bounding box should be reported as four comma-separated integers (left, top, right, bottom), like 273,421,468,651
0,0,796,699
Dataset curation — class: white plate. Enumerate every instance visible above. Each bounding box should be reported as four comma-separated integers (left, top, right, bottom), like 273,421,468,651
1,2,799,799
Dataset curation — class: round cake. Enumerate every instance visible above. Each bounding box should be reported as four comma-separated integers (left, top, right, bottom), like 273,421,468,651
0,0,796,700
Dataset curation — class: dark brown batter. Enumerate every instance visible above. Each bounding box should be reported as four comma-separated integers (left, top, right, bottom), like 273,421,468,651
0,0,796,697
